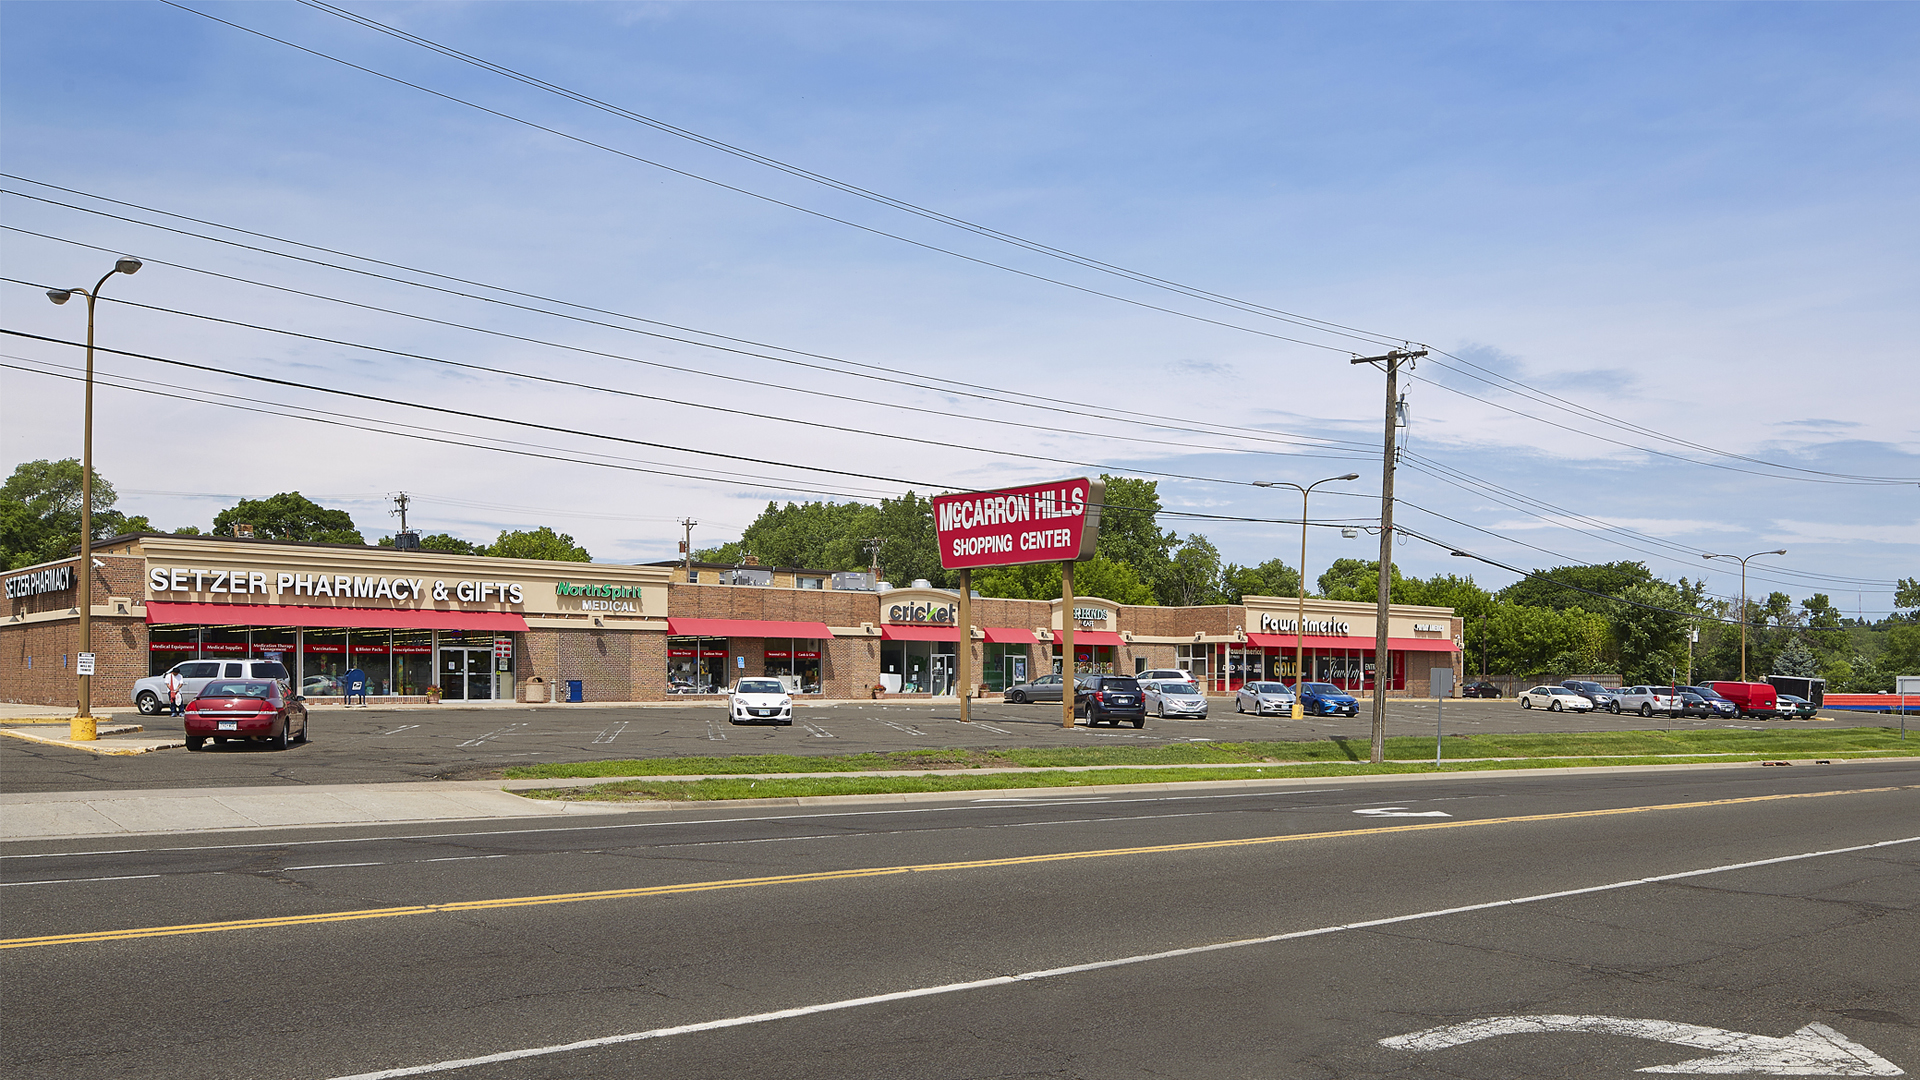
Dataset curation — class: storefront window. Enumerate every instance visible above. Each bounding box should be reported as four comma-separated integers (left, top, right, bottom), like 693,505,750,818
983,644,1029,692
762,639,822,694
350,630,393,696
392,630,433,696
304,628,348,694
667,637,727,694
202,626,250,664
149,626,196,675
254,628,296,672
1052,643,1114,677
1177,643,1209,682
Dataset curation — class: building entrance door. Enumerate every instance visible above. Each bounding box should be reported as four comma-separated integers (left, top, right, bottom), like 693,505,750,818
440,649,494,700
930,652,953,696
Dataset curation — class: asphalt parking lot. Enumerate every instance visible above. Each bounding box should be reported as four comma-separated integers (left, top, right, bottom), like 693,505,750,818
2,695,1896,794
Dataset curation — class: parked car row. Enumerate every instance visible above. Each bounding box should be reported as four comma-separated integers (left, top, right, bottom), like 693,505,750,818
1536,679,1805,719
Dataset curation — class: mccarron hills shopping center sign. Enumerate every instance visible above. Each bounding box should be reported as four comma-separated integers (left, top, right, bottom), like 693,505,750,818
933,477,1105,570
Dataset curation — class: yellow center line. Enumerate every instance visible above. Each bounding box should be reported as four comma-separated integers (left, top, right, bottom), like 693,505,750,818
4,784,1907,950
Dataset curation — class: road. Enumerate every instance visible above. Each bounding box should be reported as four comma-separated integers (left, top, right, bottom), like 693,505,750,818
3,697,1894,793
4,761,1915,1078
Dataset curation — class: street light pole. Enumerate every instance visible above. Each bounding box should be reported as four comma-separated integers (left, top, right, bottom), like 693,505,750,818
1703,549,1787,681
46,256,142,741
1254,473,1359,719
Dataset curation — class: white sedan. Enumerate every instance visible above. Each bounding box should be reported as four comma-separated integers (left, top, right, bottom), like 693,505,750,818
1143,680,1210,718
1234,681,1297,716
1519,685,1594,712
728,678,793,725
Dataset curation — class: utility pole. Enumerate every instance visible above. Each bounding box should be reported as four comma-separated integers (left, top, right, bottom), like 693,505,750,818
1350,348,1425,764
679,518,697,574
392,492,411,535
861,537,885,580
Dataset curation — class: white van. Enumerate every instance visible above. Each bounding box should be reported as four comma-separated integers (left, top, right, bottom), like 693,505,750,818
133,659,292,715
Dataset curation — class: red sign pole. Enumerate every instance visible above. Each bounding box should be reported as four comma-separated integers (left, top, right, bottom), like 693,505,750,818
957,567,971,723
1060,561,1076,729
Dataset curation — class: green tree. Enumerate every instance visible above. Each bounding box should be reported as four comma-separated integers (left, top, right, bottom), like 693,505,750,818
1220,558,1300,604
1498,561,1653,611
972,555,1156,606
1883,625,1920,682
486,526,589,562
1896,577,1920,618
1161,534,1222,606
1,458,151,568
1316,558,1419,603
1772,638,1818,677
213,492,364,544
1094,475,1174,598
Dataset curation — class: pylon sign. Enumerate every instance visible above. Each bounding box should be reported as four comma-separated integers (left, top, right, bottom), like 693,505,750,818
932,477,1104,570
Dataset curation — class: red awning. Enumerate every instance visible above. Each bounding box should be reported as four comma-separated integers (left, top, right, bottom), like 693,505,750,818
881,624,961,641
982,627,1038,644
1243,633,1456,652
666,618,835,639
145,601,529,632
1057,630,1123,646
1390,637,1458,652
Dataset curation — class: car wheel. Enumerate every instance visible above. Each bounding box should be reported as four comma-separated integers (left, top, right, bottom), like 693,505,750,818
1549,699,1562,712
1236,699,1244,713
137,692,162,716
1609,703,1620,714
1520,697,1532,709
1640,703,1653,717
1008,690,1026,704
275,723,291,751
1133,717,1145,729
293,714,309,744
185,736,203,752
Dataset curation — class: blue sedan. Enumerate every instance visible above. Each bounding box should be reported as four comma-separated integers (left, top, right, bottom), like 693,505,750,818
1298,682,1359,717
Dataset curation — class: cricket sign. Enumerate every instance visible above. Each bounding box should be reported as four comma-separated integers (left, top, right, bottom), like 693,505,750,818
933,478,1104,570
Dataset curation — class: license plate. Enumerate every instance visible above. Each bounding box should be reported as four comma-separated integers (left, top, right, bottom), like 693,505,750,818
218,721,238,730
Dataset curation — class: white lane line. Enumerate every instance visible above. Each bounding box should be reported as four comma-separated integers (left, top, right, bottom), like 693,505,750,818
703,720,728,741
283,862,385,871
0,788,1356,861
799,721,836,738
421,855,508,863
379,725,420,736
965,722,1015,735
0,874,162,888
326,834,1920,1080
456,723,529,748
877,719,927,736
592,722,629,745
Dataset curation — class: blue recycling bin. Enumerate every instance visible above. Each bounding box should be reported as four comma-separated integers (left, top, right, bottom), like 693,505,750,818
566,680,583,703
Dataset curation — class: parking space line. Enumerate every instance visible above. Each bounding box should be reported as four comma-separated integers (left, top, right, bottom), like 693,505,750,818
456,723,529,748
592,722,629,745
703,720,728,741
378,725,420,736
799,721,836,738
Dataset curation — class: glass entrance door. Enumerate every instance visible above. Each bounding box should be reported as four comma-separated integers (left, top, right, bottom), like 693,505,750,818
930,652,953,696
439,648,494,700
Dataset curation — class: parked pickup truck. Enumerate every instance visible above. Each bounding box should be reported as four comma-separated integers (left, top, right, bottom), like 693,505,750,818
1614,685,1682,716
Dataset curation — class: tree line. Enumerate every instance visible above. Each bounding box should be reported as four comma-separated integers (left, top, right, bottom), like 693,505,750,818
1,459,592,568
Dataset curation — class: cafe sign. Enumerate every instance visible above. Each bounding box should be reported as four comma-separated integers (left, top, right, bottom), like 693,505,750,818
932,477,1105,570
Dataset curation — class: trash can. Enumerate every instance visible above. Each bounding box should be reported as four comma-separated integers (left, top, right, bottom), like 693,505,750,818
566,680,584,703
522,676,546,703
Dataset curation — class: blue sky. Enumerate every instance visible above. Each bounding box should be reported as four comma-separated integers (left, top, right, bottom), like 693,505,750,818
2,1,1914,615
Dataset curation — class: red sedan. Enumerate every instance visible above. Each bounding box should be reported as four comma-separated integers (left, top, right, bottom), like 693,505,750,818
183,680,309,751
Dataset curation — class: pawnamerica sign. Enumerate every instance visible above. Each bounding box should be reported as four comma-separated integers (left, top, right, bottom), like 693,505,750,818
933,478,1105,570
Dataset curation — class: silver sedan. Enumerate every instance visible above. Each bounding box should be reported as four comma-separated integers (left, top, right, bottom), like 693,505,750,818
1144,680,1210,718
1234,681,1297,716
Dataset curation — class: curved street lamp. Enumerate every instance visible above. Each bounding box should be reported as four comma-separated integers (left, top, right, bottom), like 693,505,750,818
1254,473,1360,718
47,256,142,740
1703,548,1787,682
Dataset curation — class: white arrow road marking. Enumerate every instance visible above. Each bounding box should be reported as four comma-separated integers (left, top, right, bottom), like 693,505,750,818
1354,807,1452,818
1380,1015,1903,1076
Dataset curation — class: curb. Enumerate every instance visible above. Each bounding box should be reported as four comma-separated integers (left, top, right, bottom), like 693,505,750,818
0,724,180,756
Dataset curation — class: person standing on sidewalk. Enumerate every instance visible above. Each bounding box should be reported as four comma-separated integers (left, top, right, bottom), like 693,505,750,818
165,668,185,717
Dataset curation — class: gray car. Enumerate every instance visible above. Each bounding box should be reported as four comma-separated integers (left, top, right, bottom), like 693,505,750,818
1234,681,1297,716
1003,673,1081,704
1143,680,1209,718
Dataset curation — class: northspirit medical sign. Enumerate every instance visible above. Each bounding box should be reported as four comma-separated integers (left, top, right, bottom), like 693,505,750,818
933,477,1105,570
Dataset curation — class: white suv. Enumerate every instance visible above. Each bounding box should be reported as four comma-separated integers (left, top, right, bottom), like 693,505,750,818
134,659,292,715
1136,669,1198,684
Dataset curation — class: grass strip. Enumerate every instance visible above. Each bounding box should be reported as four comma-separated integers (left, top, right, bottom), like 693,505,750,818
518,750,1913,803
502,727,1912,781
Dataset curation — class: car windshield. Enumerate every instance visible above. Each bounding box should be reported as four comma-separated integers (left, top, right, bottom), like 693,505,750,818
199,681,273,699
1301,683,1339,694
1249,683,1289,694
735,680,784,695
1550,688,1579,695
1160,684,1201,697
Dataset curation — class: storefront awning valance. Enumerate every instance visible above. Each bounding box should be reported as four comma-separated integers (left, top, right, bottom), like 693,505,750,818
1059,630,1123,646
146,601,529,632
666,618,834,639
982,627,1038,644
881,624,961,641
1242,632,1456,652
1390,637,1458,652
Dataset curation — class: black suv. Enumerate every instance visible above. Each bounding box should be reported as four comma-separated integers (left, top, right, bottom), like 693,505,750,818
1075,675,1147,728
1461,681,1502,698
1561,680,1621,713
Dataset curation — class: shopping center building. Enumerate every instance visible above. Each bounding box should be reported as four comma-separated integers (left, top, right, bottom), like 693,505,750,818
3,534,1462,707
